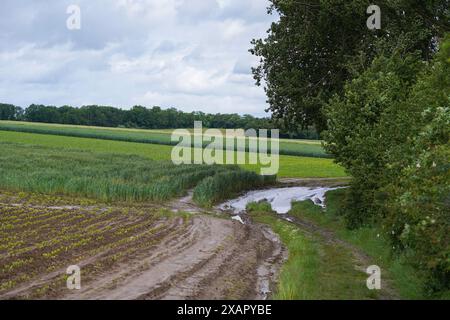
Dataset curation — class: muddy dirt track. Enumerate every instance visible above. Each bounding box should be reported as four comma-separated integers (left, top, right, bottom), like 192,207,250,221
0,192,286,300
64,216,285,300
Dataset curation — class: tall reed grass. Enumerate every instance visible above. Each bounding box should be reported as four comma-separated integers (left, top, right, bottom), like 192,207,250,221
193,170,276,207
0,142,274,203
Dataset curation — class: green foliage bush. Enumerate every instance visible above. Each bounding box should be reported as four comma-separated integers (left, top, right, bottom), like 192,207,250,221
250,0,448,132
246,200,274,214
323,35,450,293
324,51,424,226
383,42,450,292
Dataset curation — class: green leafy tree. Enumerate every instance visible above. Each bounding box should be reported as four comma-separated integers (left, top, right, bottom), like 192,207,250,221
384,39,450,292
323,35,449,293
0,103,22,120
323,51,424,226
250,0,449,132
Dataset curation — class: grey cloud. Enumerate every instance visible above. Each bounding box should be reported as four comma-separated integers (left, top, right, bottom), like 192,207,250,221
0,0,275,116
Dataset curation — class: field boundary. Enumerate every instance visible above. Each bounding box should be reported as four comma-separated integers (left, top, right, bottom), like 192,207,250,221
0,121,332,159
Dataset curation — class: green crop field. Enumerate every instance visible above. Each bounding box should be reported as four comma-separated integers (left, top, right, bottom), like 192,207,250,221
0,121,329,158
0,141,276,204
0,130,347,178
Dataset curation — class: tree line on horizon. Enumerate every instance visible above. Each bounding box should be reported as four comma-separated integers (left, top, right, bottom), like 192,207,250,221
0,103,320,139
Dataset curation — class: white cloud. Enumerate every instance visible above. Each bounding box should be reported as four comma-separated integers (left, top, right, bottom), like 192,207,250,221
0,0,275,116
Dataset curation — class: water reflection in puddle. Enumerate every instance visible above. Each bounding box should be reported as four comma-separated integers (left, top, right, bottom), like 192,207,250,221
219,187,342,214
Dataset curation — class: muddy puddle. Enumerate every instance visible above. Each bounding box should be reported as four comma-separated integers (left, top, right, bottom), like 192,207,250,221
219,186,342,214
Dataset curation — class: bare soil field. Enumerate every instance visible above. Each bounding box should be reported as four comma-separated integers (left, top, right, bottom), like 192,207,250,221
0,192,285,300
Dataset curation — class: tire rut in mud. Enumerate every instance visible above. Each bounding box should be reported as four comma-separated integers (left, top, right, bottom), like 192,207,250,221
64,215,285,300
0,192,286,300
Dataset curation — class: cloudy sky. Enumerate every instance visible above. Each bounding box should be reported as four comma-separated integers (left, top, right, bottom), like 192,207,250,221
0,0,276,116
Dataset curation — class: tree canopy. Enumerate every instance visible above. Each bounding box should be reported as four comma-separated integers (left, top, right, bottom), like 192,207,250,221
253,0,449,295
250,0,449,132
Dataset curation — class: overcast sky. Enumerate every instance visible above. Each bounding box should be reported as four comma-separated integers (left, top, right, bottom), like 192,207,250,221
0,0,276,116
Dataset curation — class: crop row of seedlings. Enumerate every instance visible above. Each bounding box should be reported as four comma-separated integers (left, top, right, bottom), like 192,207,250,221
25,216,190,299
38,215,191,299
0,199,190,298
0,190,99,207
1,207,150,272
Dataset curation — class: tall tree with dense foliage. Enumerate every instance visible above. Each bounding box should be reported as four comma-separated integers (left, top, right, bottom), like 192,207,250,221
0,104,22,120
384,40,450,293
323,52,424,225
323,35,449,293
252,0,449,294
250,0,449,132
